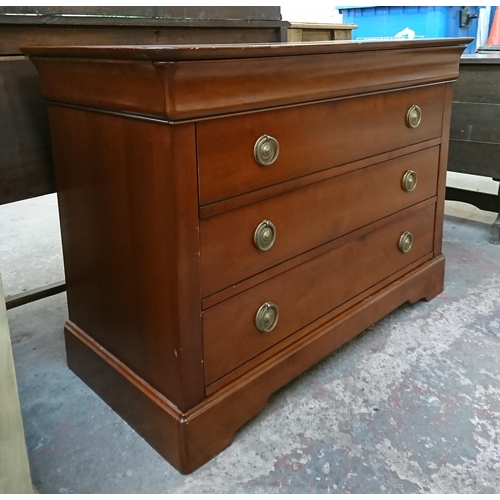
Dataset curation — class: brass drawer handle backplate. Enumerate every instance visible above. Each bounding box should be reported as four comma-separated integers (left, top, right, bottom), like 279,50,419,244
255,302,279,332
399,231,414,253
254,220,277,251
406,105,422,129
402,170,418,192
254,134,280,166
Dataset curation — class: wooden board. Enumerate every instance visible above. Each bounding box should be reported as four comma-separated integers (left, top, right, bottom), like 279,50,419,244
0,6,282,21
287,22,357,42
0,56,54,204
5,280,65,310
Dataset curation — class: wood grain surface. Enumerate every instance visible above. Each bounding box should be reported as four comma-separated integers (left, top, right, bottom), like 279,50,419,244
48,105,204,412
199,139,442,218
0,56,54,204
22,38,471,60
26,41,468,120
197,86,445,205
184,256,445,473
203,202,436,385
200,146,440,297
64,256,445,474
27,39,466,473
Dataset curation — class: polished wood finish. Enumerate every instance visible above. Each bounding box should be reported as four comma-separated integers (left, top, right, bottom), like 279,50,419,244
66,255,445,474
26,39,468,473
64,321,185,470
48,106,203,412
25,41,466,122
206,251,434,395
199,138,442,219
447,54,500,243
197,86,445,204
204,201,436,385
200,147,440,297
23,38,469,59
1,8,287,351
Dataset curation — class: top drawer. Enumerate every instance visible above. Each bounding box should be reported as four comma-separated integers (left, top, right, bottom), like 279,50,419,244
197,84,445,205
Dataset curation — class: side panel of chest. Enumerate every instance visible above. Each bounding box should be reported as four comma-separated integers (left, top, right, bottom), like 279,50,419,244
48,105,204,412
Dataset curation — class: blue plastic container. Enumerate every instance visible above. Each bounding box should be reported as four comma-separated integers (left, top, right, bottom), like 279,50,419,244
339,6,480,54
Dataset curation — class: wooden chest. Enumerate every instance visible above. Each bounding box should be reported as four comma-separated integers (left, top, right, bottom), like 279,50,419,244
24,39,470,473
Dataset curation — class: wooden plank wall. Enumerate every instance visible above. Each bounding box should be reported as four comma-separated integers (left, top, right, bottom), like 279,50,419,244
0,6,282,20
447,58,500,243
0,6,285,206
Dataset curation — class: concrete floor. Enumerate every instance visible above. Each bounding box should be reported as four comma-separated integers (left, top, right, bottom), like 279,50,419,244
1,175,500,493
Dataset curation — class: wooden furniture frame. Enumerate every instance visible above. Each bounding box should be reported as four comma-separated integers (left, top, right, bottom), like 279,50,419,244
25,38,469,473
447,53,500,243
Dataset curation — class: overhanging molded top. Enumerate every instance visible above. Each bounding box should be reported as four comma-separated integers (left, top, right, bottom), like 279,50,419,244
24,39,472,121
22,38,473,61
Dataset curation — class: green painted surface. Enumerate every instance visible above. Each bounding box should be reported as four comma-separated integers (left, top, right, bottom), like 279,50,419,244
0,274,32,494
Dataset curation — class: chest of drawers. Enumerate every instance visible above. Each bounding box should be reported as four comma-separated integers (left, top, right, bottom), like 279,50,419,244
25,39,470,473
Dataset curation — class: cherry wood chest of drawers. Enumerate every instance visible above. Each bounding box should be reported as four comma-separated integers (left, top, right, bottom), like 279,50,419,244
24,39,470,473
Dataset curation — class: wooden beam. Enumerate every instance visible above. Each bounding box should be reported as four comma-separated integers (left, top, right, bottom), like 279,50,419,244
446,186,499,213
5,280,66,310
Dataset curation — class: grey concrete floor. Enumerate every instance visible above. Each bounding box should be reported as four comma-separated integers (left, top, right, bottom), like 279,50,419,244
1,189,500,494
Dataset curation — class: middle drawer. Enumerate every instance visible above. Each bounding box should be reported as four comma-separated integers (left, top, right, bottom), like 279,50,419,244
200,146,439,297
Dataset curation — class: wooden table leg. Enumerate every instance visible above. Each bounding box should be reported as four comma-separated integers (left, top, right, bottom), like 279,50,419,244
489,180,500,245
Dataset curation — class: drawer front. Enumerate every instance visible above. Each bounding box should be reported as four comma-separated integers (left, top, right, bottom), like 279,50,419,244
200,146,439,297
203,201,436,385
197,85,445,205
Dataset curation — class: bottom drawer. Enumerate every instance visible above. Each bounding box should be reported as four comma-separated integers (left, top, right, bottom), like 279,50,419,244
203,201,436,385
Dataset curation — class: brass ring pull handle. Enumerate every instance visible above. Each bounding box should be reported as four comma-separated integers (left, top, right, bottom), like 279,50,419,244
254,220,277,251
254,134,280,166
402,170,418,192
399,231,413,253
255,302,279,332
406,105,422,129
